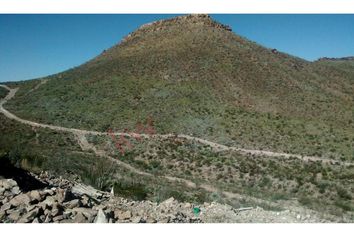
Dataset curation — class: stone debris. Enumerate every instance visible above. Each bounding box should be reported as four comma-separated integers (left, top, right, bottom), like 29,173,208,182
0,172,346,223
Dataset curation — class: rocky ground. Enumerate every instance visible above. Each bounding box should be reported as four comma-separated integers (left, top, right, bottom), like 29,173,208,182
0,172,347,223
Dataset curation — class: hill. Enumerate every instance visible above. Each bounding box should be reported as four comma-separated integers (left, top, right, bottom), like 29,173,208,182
4,14,354,161
1,14,353,222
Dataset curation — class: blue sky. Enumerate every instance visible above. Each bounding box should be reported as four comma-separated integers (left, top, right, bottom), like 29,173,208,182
0,14,354,82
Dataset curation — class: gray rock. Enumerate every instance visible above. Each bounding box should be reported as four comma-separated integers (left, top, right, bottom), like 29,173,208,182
44,209,51,216
59,219,74,223
26,205,36,212
11,186,20,195
44,215,52,223
39,215,46,222
72,184,103,199
62,211,72,219
0,179,18,190
114,210,132,220
18,208,40,223
56,188,68,203
37,201,50,212
74,212,87,223
29,190,43,202
162,197,175,205
53,215,64,222
94,209,108,223
3,191,13,198
131,216,142,223
0,202,12,212
159,217,170,223
76,208,96,222
0,187,6,195
42,196,57,207
43,189,55,196
1,197,9,204
146,217,157,223
81,195,90,207
51,206,62,217
63,199,81,209
8,211,22,222
9,194,31,207
32,218,40,223
0,211,5,220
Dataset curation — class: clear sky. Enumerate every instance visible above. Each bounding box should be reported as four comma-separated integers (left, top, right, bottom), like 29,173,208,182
0,14,354,82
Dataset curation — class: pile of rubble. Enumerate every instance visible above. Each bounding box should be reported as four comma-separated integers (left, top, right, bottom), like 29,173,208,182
0,172,204,223
0,171,342,223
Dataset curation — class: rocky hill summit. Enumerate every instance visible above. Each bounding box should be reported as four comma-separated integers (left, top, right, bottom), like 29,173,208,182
0,171,342,223
120,14,232,43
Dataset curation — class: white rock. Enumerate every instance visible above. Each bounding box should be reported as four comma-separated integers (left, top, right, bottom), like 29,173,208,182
11,186,20,195
95,209,108,223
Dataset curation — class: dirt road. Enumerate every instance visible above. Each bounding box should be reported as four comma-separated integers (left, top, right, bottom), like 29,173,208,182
0,84,351,167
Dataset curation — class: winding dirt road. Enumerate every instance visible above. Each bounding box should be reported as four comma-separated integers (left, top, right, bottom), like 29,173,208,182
0,84,350,166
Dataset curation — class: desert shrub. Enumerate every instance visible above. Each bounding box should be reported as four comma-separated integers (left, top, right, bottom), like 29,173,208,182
113,180,149,201
336,186,352,200
81,159,115,191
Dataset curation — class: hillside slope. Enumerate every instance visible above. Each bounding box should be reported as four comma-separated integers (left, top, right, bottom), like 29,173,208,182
5,14,354,161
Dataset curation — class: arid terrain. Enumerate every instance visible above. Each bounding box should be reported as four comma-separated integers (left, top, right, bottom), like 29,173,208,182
0,14,353,223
